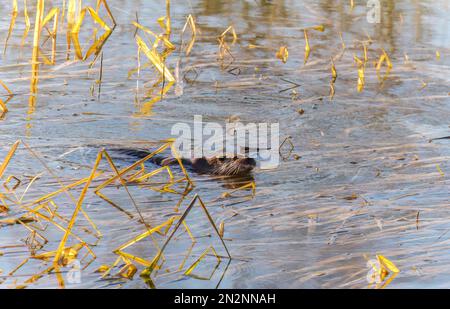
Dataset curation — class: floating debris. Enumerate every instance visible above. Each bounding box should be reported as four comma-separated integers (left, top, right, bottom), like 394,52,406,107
329,57,337,100
363,43,368,63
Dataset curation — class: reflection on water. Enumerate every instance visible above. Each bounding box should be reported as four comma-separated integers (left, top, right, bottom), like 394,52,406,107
0,0,449,288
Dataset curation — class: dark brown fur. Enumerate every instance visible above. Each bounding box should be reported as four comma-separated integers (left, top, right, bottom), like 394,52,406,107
178,156,256,176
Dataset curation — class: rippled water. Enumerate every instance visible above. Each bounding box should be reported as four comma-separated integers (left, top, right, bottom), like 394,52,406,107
0,0,449,288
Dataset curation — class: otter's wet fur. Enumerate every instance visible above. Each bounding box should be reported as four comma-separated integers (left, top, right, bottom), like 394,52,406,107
115,148,256,177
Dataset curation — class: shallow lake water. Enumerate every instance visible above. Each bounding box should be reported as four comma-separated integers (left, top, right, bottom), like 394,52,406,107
0,0,449,288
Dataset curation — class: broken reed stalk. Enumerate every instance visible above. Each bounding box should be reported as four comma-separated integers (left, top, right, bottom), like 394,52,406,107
30,0,45,103
143,194,231,277
21,140,102,237
4,0,19,54
42,7,59,64
101,150,156,237
66,0,77,58
181,15,196,56
0,141,20,179
22,0,31,46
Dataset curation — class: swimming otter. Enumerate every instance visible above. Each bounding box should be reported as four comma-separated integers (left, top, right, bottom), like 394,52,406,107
115,148,257,177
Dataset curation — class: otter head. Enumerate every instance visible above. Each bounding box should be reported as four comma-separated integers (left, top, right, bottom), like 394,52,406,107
191,156,256,176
